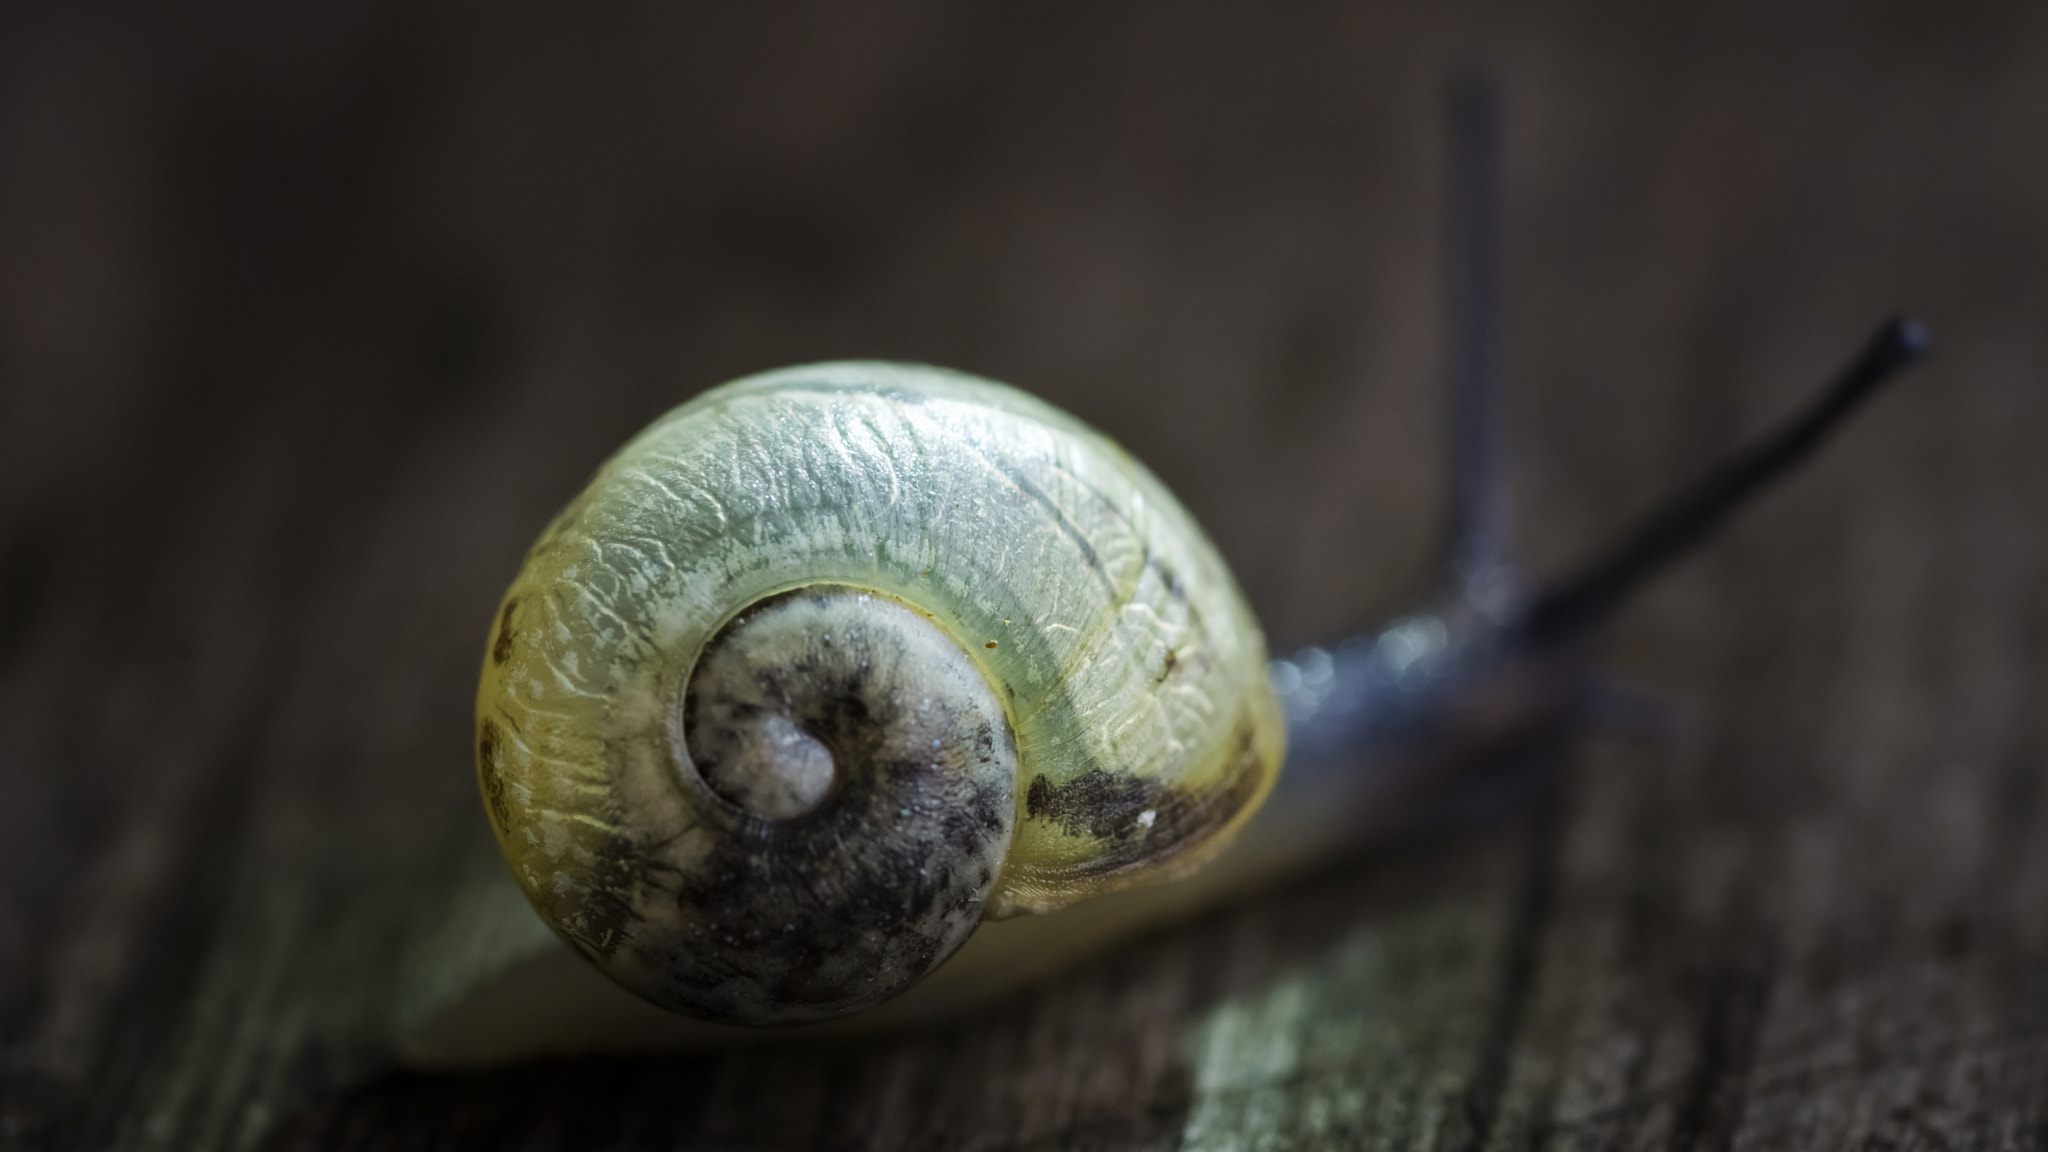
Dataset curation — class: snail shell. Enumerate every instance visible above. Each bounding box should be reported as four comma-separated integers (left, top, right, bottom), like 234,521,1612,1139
476,362,1284,1025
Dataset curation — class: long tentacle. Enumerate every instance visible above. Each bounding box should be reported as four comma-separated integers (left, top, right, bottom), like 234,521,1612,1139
1519,317,1930,646
1440,74,1522,616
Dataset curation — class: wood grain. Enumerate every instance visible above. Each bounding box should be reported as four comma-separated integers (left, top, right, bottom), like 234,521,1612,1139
5,2,2048,1148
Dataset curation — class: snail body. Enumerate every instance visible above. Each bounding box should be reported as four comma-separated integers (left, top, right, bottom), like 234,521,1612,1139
477,362,1283,1025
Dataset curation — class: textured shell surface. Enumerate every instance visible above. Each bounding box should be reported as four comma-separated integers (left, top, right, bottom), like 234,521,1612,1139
477,361,1284,1022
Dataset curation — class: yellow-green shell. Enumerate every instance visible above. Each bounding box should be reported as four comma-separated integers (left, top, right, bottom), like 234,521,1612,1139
477,361,1284,1019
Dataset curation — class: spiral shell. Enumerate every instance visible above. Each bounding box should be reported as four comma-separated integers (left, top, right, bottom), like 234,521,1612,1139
477,362,1284,1024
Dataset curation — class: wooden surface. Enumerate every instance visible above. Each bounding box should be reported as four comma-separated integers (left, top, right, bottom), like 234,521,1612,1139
6,2,2048,1149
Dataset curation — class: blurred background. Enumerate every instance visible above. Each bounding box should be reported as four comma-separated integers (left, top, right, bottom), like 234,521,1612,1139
4,2,2047,1149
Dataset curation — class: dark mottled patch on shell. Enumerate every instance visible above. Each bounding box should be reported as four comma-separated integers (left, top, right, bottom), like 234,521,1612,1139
476,719,512,835
1024,713,1270,879
628,586,1017,1025
1027,769,1153,840
559,842,657,963
491,598,518,665
653,744,1010,1022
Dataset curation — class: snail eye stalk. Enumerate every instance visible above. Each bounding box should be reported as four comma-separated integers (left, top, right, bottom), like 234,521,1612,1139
1443,72,1514,603
1520,316,1931,645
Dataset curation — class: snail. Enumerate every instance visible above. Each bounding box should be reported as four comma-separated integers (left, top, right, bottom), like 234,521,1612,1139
405,81,1929,1065
475,360,1285,1026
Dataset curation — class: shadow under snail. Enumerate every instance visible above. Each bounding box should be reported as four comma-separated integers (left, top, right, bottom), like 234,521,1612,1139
423,83,1930,1066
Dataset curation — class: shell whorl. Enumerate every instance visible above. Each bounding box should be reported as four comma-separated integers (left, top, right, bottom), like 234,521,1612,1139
477,362,1284,1024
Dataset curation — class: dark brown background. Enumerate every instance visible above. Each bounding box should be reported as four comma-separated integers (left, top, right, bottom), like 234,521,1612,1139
4,2,2047,1149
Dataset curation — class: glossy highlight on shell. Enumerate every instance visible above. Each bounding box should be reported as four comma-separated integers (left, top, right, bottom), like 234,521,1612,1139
476,362,1285,1024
